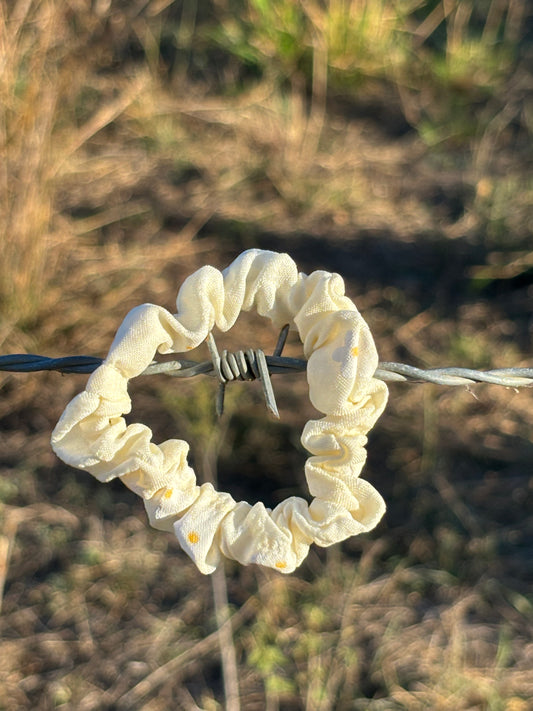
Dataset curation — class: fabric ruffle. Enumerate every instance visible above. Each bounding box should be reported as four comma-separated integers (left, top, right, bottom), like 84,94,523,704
51,249,388,573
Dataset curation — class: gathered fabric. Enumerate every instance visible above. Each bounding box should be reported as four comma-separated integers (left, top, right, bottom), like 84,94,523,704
51,249,388,573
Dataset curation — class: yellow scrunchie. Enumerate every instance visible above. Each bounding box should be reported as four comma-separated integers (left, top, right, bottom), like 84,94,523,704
52,249,388,573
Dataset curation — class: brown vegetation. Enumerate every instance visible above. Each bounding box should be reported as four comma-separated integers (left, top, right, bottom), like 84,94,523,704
1,1,532,709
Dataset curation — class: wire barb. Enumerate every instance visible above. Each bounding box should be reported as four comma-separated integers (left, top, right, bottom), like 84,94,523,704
206,332,281,418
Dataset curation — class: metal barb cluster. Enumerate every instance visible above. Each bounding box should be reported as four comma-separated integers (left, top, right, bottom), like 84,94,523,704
205,324,291,418
1,322,532,417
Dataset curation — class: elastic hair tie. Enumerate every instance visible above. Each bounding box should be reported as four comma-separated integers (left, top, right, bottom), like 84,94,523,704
51,249,388,574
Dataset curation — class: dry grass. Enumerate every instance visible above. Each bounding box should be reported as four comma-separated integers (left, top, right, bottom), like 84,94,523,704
0,0,63,335
0,1,532,709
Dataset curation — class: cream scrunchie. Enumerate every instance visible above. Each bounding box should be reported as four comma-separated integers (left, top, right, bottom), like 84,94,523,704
51,249,388,574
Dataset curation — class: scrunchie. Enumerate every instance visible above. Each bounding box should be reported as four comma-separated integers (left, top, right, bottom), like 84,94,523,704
51,249,388,573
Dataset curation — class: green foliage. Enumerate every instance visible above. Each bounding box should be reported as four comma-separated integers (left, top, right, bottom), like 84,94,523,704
0,477,18,504
247,616,297,697
200,0,526,145
210,0,309,78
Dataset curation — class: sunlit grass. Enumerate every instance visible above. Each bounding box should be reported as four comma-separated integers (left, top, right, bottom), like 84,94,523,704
0,0,65,332
1,0,529,342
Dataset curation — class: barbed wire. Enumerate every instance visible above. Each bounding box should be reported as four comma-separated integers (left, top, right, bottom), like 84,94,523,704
1,353,532,387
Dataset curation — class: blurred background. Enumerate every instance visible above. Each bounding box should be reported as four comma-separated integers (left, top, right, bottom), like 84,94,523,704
0,1,532,709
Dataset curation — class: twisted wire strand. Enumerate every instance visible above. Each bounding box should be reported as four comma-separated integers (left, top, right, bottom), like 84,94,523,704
0,352,532,387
